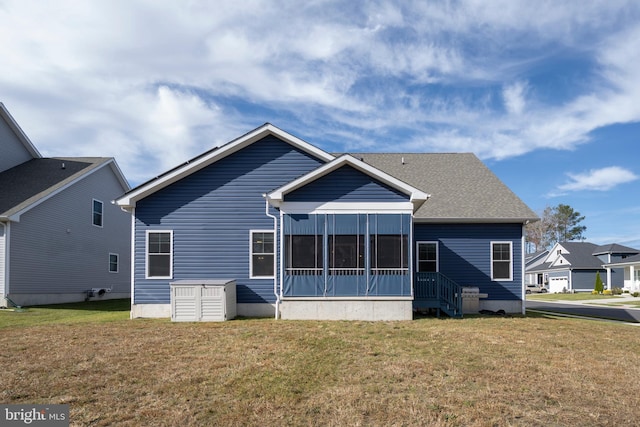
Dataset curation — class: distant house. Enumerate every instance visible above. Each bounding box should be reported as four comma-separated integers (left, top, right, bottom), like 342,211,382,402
526,242,639,293
603,253,640,293
116,124,538,320
0,103,131,306
525,250,548,285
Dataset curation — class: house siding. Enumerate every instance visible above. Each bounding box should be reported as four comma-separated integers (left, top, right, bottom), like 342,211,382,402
8,165,130,299
0,119,35,173
414,223,523,300
572,270,602,291
0,222,5,299
133,135,326,305
285,165,408,202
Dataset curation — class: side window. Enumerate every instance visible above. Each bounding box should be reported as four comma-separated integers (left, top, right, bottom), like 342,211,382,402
109,253,119,273
146,231,172,279
491,242,512,280
92,199,103,227
250,231,274,278
417,242,438,272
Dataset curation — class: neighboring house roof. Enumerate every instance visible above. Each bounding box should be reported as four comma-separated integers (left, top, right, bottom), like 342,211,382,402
603,253,640,267
593,243,639,256
0,157,129,221
0,102,41,159
350,153,538,222
266,154,429,212
525,250,548,266
528,242,613,273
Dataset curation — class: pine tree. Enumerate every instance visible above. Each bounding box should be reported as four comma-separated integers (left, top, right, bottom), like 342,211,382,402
594,271,604,294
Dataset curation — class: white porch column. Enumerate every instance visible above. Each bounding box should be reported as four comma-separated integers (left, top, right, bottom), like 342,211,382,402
631,265,636,291
606,267,612,291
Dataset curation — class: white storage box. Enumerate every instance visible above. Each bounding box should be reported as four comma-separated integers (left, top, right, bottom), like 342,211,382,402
170,280,236,322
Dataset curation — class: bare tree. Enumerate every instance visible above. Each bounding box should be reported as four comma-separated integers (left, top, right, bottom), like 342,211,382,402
526,204,586,252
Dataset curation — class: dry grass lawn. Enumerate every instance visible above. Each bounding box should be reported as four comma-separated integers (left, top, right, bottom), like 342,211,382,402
1,300,639,426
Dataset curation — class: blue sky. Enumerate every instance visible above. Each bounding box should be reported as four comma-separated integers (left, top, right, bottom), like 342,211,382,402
1,1,639,247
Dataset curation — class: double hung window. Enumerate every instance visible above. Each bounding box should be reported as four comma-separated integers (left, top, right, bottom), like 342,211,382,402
109,253,119,273
250,231,274,278
92,199,103,227
147,231,172,278
416,242,438,272
491,242,512,280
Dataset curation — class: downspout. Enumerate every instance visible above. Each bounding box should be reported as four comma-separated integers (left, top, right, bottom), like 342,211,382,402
263,195,279,319
521,223,526,315
0,222,7,304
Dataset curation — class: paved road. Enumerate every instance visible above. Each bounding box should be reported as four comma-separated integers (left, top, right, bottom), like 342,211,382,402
526,300,640,323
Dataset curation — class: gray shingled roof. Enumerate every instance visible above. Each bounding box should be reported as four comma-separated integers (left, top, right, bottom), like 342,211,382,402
0,157,111,218
605,253,640,265
349,153,538,222
528,242,611,272
593,243,639,255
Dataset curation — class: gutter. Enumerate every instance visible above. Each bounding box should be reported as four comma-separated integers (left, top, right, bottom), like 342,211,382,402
263,195,280,319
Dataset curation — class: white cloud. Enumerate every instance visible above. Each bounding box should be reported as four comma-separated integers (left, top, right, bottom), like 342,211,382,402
0,0,639,183
557,166,638,192
502,81,528,115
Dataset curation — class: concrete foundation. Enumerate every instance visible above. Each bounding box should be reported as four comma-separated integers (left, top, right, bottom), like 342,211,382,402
131,303,171,318
479,299,523,314
279,298,413,321
4,292,129,307
131,302,276,319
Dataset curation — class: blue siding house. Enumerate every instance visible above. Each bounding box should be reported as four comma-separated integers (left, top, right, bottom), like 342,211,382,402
117,124,538,320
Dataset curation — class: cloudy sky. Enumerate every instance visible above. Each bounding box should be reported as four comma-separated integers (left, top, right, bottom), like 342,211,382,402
1,0,639,247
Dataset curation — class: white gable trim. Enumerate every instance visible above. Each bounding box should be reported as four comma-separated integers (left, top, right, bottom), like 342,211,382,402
550,254,571,267
0,103,42,159
278,201,415,214
543,243,570,264
116,124,335,208
266,155,429,212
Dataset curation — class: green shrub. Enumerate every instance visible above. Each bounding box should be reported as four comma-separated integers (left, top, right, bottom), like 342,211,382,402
632,292,639,297
594,272,604,294
612,287,623,295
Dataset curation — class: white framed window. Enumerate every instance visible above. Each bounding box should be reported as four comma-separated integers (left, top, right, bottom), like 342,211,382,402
491,241,513,281
416,241,438,272
109,253,119,273
146,230,173,279
250,230,274,278
92,199,103,227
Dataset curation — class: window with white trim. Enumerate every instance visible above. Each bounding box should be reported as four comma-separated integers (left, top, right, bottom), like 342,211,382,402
417,241,438,272
92,199,103,227
109,253,119,273
146,231,172,279
491,241,512,280
250,231,274,278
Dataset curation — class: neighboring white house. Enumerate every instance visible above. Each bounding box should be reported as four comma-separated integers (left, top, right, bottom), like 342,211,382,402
526,242,639,293
0,103,131,306
604,254,640,293
525,250,548,285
